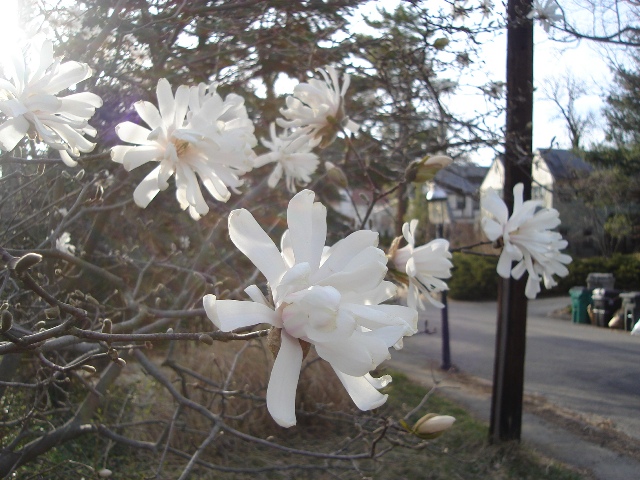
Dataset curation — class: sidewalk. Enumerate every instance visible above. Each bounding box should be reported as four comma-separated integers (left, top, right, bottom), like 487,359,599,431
389,343,640,480
387,360,640,480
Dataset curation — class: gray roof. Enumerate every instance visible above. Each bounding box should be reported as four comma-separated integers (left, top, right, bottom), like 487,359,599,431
434,163,489,196
537,149,593,180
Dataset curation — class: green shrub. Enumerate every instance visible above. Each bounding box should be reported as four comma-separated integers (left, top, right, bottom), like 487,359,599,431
448,253,499,300
552,253,640,293
448,253,640,301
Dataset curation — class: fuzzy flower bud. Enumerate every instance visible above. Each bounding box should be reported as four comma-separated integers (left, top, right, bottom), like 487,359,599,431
406,155,453,183
413,414,456,439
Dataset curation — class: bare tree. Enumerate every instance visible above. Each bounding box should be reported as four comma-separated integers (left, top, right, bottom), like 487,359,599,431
542,71,596,150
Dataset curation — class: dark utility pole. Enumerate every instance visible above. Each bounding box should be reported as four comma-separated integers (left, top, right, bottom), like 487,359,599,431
489,0,534,443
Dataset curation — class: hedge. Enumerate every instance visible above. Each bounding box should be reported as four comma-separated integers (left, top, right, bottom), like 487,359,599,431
448,253,499,300
447,252,640,301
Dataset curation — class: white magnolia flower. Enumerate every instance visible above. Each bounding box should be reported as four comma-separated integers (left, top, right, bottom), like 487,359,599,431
111,79,256,220
277,66,359,147
254,123,320,193
527,0,562,32
203,190,417,427
0,38,102,166
393,220,453,309
55,231,76,255
481,183,571,299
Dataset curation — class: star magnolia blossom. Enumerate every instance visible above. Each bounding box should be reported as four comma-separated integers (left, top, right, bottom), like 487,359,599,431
111,79,257,220
254,123,320,193
0,38,102,166
393,220,453,310
55,231,76,255
203,190,418,427
277,66,359,147
527,0,562,32
481,183,571,299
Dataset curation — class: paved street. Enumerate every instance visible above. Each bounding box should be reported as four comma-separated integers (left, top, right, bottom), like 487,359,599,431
389,296,640,442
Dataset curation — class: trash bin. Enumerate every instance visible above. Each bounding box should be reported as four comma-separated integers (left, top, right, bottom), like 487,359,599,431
591,288,621,327
587,273,615,290
619,292,640,332
569,286,592,324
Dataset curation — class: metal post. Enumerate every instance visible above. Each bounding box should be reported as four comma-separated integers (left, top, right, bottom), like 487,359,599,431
440,289,451,370
435,221,451,371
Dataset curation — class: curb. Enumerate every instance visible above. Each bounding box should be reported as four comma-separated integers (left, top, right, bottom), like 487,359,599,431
388,359,640,480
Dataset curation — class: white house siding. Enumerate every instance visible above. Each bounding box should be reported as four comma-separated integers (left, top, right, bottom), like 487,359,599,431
531,156,554,208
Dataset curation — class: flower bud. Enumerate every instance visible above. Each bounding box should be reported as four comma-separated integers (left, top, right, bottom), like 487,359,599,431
325,161,349,188
45,306,60,319
0,310,13,333
85,294,100,306
198,333,214,345
406,155,453,183
13,253,43,275
433,37,450,50
412,414,456,439
98,468,113,478
80,365,97,374
101,319,112,334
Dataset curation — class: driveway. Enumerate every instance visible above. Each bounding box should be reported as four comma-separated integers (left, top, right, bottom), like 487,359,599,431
389,296,640,442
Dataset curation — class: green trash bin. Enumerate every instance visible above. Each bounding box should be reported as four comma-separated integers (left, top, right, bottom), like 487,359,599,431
569,286,592,324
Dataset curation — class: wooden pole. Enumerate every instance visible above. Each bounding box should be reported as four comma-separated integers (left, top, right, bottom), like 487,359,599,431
489,0,534,443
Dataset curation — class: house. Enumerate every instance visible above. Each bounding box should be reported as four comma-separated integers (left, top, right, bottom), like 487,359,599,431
328,163,489,246
432,163,489,223
425,162,489,246
327,187,396,239
480,149,593,208
480,149,598,255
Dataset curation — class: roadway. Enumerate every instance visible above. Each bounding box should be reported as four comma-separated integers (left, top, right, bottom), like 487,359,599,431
388,296,640,442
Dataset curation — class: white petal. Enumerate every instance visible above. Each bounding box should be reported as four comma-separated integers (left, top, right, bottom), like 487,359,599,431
496,250,514,279
156,79,176,128
267,331,302,428
203,295,277,331
134,101,163,130
482,188,509,224
318,246,387,293
333,368,388,411
133,165,163,208
315,326,404,377
340,280,397,305
287,190,326,270
228,209,287,286
59,150,78,167
481,218,503,242
342,303,417,334
115,121,153,145
267,163,283,189
313,230,379,282
364,372,392,389
525,273,541,299
0,116,30,151
244,285,269,306
120,145,160,171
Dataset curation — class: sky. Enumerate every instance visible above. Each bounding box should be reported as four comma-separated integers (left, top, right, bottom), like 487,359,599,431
353,1,618,166
0,0,21,45
0,0,619,167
